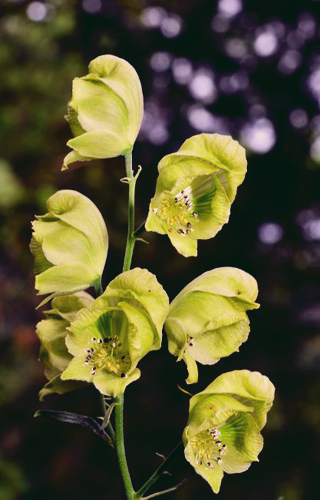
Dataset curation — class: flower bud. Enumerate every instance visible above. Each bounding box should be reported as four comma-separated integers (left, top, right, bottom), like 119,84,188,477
183,370,275,493
165,267,259,384
30,190,108,306
145,133,247,257
36,292,94,400
61,268,169,397
62,55,144,169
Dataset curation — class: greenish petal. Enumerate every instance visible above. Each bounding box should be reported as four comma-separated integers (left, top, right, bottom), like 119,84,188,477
167,231,198,257
61,356,94,383
30,234,53,275
67,130,130,159
204,370,275,430
178,133,247,202
35,262,93,296
51,292,94,322
218,413,263,473
183,351,199,384
39,375,87,401
36,318,71,380
172,267,259,309
88,55,144,144
104,268,169,347
65,103,86,137
184,432,224,493
93,367,141,397
62,150,91,170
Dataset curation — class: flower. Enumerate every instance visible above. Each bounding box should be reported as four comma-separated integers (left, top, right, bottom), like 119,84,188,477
62,55,144,169
183,370,275,493
30,189,108,306
165,267,259,383
145,133,247,257
61,268,169,397
36,292,94,400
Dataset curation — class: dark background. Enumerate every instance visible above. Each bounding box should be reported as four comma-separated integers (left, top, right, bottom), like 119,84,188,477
1,0,320,499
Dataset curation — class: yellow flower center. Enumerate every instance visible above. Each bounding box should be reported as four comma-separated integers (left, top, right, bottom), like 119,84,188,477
191,427,228,469
84,335,130,377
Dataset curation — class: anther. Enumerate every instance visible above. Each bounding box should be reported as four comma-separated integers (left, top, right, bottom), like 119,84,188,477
92,337,96,342
216,440,222,446
193,212,198,218
186,222,192,228
121,373,128,378
91,367,96,375
177,229,184,234
217,458,222,465
97,339,103,344
153,208,158,213
206,462,211,467
219,449,224,455
86,349,91,353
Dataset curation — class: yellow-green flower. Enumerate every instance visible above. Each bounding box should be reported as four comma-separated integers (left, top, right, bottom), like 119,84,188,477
165,267,259,383
36,292,94,400
183,370,275,493
30,190,108,305
63,54,144,169
61,268,169,397
145,133,247,257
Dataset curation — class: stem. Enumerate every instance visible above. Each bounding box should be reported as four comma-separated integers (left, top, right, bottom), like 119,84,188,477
101,395,115,444
123,150,137,272
135,442,184,499
114,394,135,499
142,474,194,499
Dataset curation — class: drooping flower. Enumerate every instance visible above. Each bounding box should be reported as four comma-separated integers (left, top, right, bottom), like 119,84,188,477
61,268,169,397
145,133,247,257
183,370,275,493
30,190,108,306
165,267,259,384
36,292,94,400
62,54,144,169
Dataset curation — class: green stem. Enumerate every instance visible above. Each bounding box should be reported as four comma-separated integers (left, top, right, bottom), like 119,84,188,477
135,442,184,499
123,150,138,272
141,474,194,499
114,394,135,499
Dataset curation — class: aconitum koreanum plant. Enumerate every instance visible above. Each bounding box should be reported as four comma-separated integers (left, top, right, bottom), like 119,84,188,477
31,54,275,499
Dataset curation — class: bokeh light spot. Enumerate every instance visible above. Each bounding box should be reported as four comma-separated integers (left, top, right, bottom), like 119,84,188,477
218,0,242,17
258,223,283,244
241,118,276,154
189,70,217,104
254,30,278,57
82,0,102,14
140,7,166,28
150,52,171,72
161,15,182,38
26,1,47,22
290,109,308,129
172,58,193,85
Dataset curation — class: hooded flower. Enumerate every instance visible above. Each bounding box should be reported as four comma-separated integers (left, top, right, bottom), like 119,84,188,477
165,267,259,384
61,268,169,397
36,292,94,400
145,133,247,257
183,370,275,493
30,190,108,306
62,54,144,169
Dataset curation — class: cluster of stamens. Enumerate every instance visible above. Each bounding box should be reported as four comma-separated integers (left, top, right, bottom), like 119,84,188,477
187,335,194,347
153,187,198,236
192,427,228,469
84,335,129,378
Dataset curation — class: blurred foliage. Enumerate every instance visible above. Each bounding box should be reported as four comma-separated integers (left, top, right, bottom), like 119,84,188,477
1,0,320,499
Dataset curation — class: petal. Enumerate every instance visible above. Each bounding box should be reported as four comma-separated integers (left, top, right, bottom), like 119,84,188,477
36,318,72,379
219,413,263,473
62,150,91,170
61,356,93,383
76,94,128,136
67,130,130,159
30,234,53,274
178,133,247,202
51,291,94,322
190,318,250,365
39,375,87,401
35,262,93,296
183,350,199,384
167,231,198,257
88,55,144,143
184,434,224,493
104,268,169,348
204,370,275,430
45,190,108,274
174,267,259,309
93,367,141,397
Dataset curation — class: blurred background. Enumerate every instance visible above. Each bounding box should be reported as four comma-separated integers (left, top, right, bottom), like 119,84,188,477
1,0,320,498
